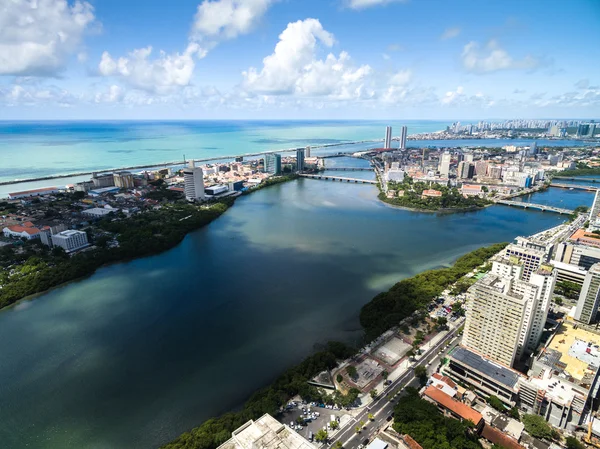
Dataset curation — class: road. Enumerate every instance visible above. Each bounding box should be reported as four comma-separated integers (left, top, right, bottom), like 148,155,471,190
330,325,463,448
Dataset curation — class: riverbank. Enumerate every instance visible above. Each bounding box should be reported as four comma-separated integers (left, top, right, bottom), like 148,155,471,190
377,196,489,214
377,191,490,214
162,242,507,449
0,175,297,311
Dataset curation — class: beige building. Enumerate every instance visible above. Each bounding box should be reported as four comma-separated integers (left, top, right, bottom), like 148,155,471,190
113,171,134,189
217,414,316,449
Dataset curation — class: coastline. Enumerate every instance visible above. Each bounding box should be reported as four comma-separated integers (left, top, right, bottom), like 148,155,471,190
0,175,297,312
377,196,489,214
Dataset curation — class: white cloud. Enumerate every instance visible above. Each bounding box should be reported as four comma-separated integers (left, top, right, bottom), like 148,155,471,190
98,43,204,94
461,40,539,73
0,0,96,76
441,86,494,107
242,19,372,100
382,53,390,60
346,0,407,10
191,0,273,41
94,85,124,103
0,82,79,106
389,69,412,86
440,27,461,40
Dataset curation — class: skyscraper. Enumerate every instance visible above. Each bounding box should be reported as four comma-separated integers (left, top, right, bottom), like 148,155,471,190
183,161,205,202
574,263,600,324
264,153,281,175
400,126,407,150
458,161,474,179
384,126,392,149
296,148,305,172
305,146,311,157
438,151,451,177
589,190,600,227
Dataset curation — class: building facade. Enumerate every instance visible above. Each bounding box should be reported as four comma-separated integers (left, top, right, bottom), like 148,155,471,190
113,171,134,189
574,263,600,324
183,161,205,202
296,148,305,172
263,153,281,175
51,230,89,253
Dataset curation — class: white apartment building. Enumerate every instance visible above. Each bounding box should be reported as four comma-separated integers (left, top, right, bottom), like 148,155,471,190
51,230,89,253
438,151,451,177
183,161,205,202
505,242,547,281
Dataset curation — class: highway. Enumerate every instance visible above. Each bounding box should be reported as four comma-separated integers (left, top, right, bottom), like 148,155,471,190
330,324,463,448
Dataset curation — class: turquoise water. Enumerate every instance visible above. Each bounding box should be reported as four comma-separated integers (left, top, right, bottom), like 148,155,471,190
0,120,590,187
0,175,567,449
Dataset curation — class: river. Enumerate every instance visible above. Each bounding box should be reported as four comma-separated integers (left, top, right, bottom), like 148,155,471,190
0,161,582,448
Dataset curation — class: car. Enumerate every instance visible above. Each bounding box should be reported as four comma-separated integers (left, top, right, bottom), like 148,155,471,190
387,415,393,421
289,421,294,426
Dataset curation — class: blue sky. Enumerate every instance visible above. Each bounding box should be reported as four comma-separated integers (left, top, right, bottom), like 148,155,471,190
0,0,598,120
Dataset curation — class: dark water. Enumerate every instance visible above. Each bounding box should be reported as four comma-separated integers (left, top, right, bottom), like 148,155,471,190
0,172,568,449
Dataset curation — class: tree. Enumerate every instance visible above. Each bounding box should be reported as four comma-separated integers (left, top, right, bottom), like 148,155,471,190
565,436,585,449
72,191,86,200
315,429,328,442
346,365,358,379
406,349,415,360
368,413,375,421
355,425,362,434
359,420,366,428
382,370,389,379
336,373,343,383
370,389,378,399
436,317,448,329
334,442,343,449
554,297,563,306
296,417,304,425
330,420,339,430
414,365,427,382
509,406,520,420
487,395,506,413
522,414,557,440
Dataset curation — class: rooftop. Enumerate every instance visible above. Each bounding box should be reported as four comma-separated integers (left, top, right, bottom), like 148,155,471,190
423,385,483,425
481,425,524,449
217,414,315,449
538,322,600,384
450,346,521,388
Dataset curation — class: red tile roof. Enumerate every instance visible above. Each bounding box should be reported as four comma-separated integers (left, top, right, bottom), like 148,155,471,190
423,386,482,425
6,225,40,235
481,424,524,449
401,434,423,449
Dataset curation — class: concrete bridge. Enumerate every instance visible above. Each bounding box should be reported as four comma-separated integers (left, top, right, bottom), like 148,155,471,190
494,199,573,214
554,176,599,183
322,167,373,171
319,153,354,159
299,174,378,184
550,183,598,191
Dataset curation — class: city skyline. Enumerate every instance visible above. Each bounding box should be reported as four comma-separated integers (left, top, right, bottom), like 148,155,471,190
0,0,598,120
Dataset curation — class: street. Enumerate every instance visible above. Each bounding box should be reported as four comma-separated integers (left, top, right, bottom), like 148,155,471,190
329,325,463,448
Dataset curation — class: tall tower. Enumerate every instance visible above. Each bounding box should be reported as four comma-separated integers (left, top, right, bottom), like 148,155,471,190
575,263,600,324
183,161,205,201
400,126,407,150
264,153,281,175
384,126,392,149
438,151,451,177
305,146,311,158
589,190,600,227
296,148,305,172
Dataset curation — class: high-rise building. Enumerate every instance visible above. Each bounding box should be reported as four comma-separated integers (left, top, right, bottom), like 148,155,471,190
574,263,600,324
589,190,600,227
92,173,115,188
305,146,311,157
263,153,281,175
474,160,488,177
296,148,305,172
438,151,451,177
530,141,538,155
458,161,474,179
505,242,547,281
51,230,89,253
384,126,392,149
113,171,134,189
462,255,557,366
464,154,474,163
183,161,205,202
400,126,407,150
577,124,591,137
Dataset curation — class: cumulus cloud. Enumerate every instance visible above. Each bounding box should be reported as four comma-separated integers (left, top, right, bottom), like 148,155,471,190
346,0,407,10
191,0,274,41
98,43,204,94
441,86,494,107
440,27,461,40
242,19,372,100
461,40,539,73
0,82,79,106
0,0,96,76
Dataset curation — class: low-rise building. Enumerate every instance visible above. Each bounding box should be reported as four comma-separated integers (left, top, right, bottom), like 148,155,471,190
8,187,59,199
216,414,316,449
3,222,42,240
461,184,483,197
422,385,485,432
51,230,89,253
82,207,117,219
421,189,442,199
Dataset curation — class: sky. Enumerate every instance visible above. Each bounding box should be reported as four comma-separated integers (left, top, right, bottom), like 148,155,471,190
0,0,599,120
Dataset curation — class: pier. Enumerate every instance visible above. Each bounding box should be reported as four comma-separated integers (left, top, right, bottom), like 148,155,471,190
299,174,377,184
494,199,573,215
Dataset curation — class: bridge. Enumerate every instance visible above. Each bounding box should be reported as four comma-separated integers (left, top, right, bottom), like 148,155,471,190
299,174,377,184
494,199,573,215
322,167,373,171
319,153,354,159
550,183,598,191
554,176,599,183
